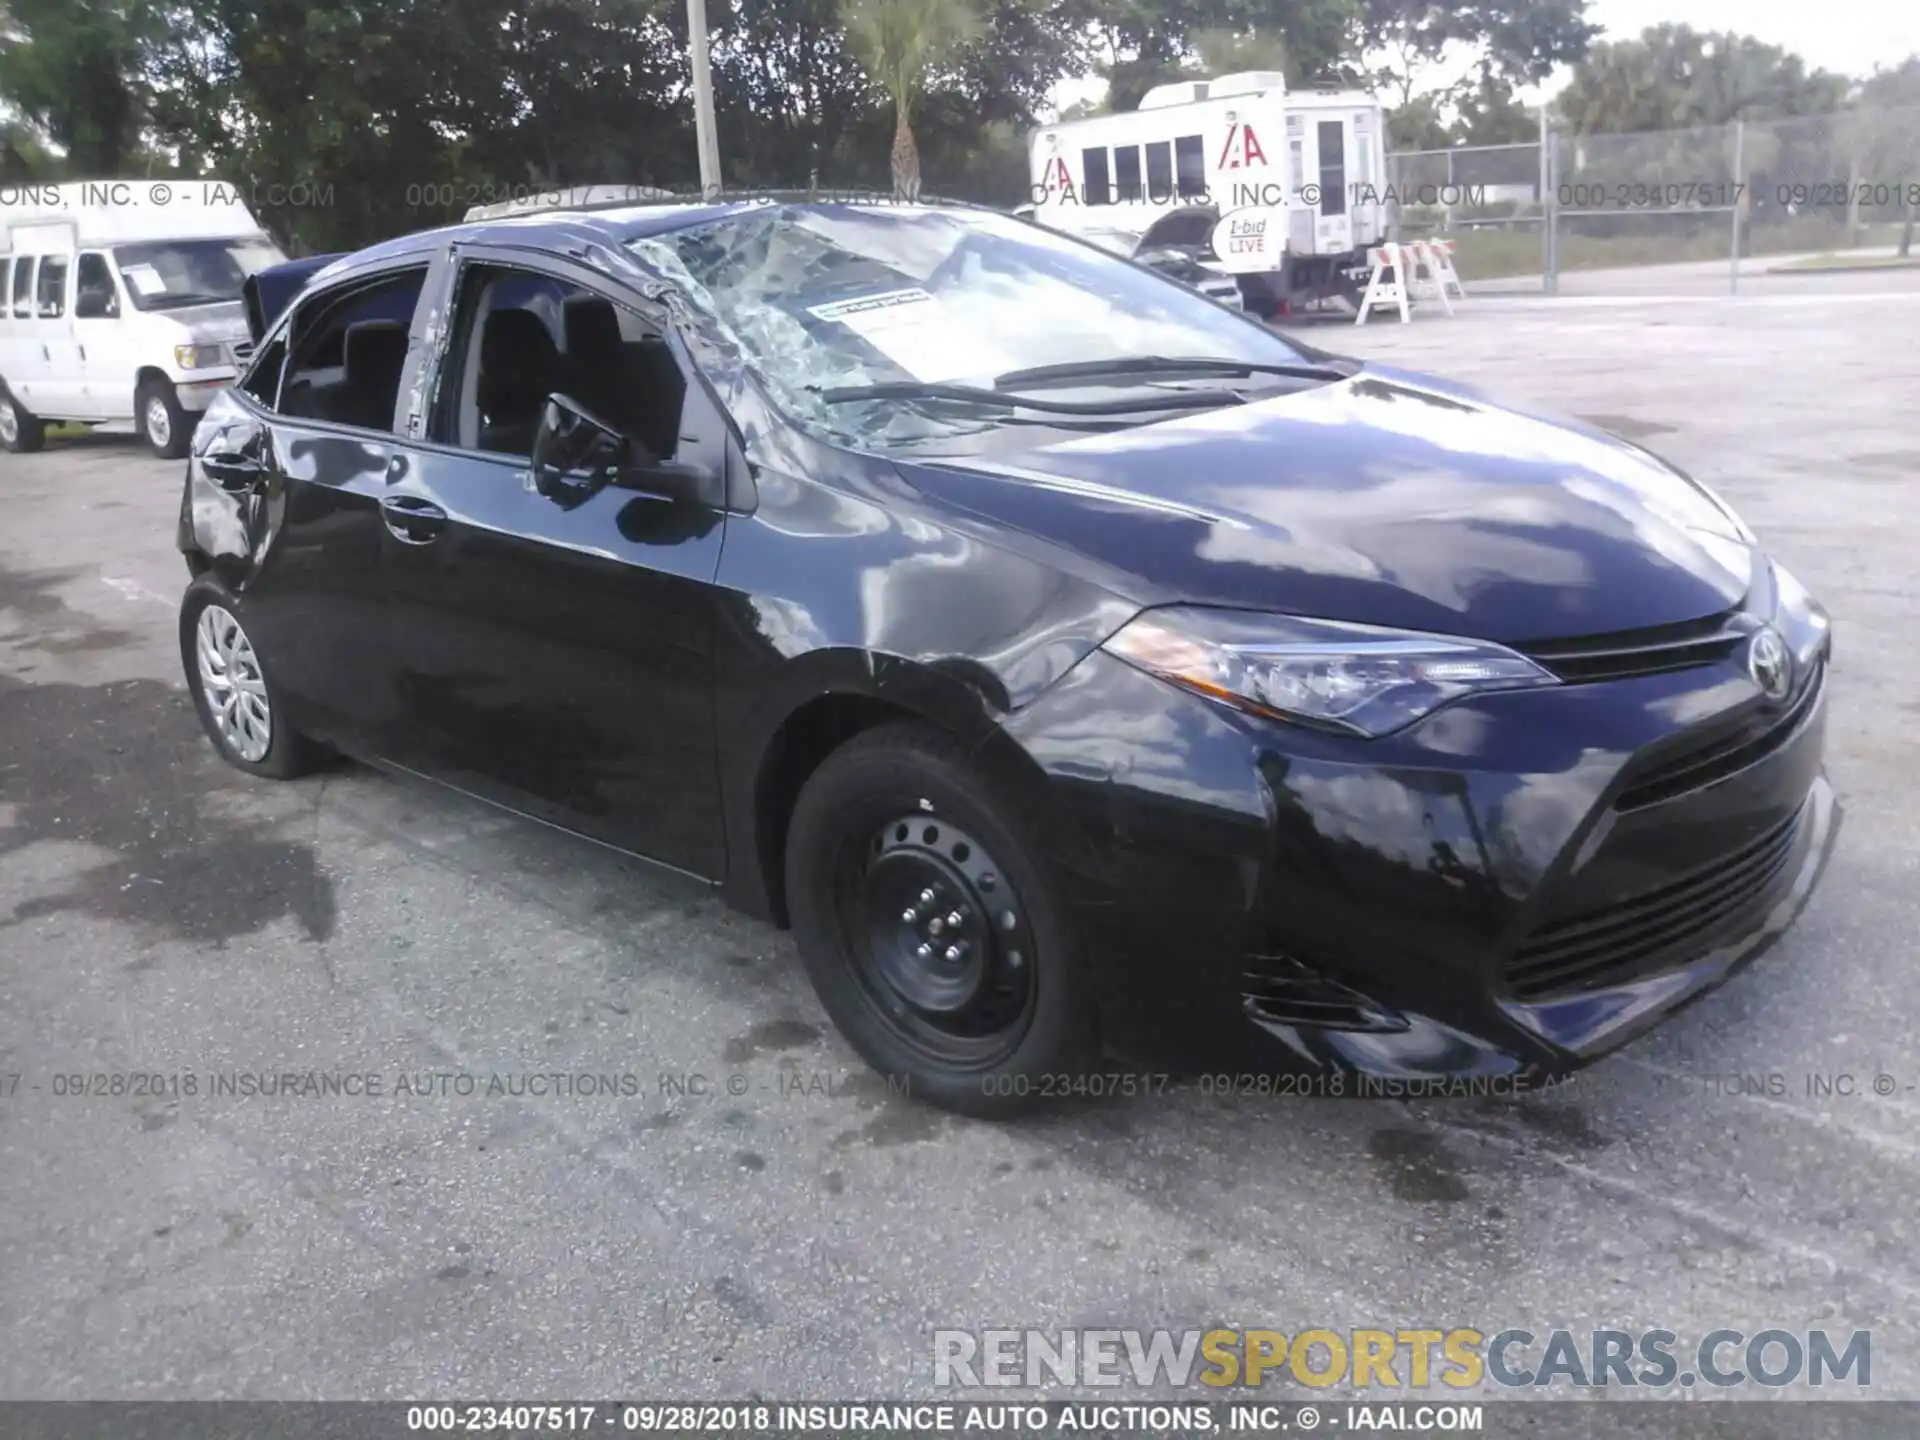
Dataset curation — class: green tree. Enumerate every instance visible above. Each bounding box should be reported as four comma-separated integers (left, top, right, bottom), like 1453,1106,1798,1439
712,0,882,190
1386,89,1452,149
1385,70,1537,152
1362,0,1594,110
0,0,152,173
142,0,694,248
1452,68,1537,145
142,0,481,248
1555,24,1847,134
1093,0,1357,112
1855,56,1920,256
0,118,59,180
841,0,982,199
1189,27,1289,79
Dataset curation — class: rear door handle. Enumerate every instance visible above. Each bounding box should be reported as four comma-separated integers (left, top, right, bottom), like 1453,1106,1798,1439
380,494,448,545
202,449,266,493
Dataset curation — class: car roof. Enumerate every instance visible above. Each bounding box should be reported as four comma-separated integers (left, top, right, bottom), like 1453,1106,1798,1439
308,195,998,289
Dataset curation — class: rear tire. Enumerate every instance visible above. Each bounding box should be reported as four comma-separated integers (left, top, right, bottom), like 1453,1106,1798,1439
180,576,328,780
0,390,45,453
784,722,1097,1118
138,377,193,460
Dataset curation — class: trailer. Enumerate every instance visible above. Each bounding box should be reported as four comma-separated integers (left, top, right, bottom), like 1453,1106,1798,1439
1026,73,1389,313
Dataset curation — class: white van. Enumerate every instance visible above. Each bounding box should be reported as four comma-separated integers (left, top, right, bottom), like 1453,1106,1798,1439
0,181,286,457
1027,74,1389,312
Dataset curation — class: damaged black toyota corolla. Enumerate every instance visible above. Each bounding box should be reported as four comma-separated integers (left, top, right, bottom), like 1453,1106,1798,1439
178,199,1836,1116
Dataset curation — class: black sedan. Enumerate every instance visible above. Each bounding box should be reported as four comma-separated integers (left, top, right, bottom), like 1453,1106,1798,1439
177,198,1835,1116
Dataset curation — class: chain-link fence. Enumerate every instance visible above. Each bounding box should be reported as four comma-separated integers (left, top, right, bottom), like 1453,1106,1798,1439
1386,104,1920,294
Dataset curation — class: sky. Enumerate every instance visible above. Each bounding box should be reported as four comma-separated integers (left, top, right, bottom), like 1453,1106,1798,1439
1047,0,1920,116
1579,0,1920,81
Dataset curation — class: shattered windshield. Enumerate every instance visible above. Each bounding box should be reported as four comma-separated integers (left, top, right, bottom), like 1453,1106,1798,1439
630,203,1309,451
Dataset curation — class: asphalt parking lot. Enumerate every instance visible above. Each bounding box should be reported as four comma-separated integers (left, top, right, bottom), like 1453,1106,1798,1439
4,278,1920,1403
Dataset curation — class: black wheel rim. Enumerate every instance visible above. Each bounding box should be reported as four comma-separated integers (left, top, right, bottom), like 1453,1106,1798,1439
833,814,1038,1067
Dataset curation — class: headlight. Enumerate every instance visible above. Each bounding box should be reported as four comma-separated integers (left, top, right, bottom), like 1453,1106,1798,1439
1102,608,1558,738
174,343,225,371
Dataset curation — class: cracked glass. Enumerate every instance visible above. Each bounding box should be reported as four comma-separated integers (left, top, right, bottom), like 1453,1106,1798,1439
631,203,1312,452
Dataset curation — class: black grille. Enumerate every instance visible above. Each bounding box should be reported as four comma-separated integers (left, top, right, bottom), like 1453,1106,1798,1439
1615,663,1823,812
229,339,255,366
1504,810,1802,1001
1519,611,1742,684
1241,953,1407,1033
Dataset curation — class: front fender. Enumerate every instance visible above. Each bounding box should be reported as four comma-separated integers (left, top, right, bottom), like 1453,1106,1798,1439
709,452,1139,922
177,391,266,573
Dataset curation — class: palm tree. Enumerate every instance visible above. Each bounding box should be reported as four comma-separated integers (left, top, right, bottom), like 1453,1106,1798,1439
841,0,981,202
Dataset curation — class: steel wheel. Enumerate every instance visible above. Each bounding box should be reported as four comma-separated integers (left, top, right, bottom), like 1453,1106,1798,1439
835,814,1039,1066
194,603,273,763
145,394,172,449
0,399,18,446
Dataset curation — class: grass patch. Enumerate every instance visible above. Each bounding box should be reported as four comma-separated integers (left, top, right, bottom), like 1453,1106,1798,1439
1769,251,1920,271
1410,218,1908,281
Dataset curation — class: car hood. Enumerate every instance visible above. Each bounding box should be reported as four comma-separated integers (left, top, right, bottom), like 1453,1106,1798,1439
895,366,1756,644
158,301,251,346
243,254,349,342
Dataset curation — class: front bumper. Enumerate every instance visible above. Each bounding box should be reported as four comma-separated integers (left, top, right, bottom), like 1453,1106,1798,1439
176,374,239,412
1001,636,1837,1079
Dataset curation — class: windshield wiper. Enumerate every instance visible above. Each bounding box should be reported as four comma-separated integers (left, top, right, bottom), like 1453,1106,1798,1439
990,355,1356,390
144,292,229,310
814,381,1248,416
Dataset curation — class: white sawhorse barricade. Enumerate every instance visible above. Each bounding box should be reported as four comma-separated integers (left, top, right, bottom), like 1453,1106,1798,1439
1354,240,1468,325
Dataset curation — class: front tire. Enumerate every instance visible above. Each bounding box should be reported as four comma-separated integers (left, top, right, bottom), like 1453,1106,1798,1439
180,577,327,779
138,377,193,459
785,722,1097,1118
0,390,45,453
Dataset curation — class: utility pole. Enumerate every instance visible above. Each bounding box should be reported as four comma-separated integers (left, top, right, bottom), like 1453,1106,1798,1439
687,0,723,197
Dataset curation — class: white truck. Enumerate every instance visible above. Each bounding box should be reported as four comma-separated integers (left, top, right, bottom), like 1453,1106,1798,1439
1027,73,1389,314
0,181,286,457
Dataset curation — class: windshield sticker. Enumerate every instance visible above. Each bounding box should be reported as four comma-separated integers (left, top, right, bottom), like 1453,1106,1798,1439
123,264,168,297
807,288,937,325
806,287,1008,383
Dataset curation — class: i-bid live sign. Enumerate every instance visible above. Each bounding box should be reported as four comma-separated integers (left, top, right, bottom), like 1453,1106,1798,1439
1208,206,1286,274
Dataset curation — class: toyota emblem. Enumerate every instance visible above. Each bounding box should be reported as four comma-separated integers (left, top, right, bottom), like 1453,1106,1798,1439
1747,626,1792,702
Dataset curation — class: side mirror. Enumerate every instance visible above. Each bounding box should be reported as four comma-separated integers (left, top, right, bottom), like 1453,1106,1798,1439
530,393,627,505
76,286,117,320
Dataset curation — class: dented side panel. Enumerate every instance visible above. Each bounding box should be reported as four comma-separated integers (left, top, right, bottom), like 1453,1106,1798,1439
182,389,404,751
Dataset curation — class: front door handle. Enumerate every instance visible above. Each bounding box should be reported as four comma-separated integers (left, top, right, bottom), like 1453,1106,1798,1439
380,494,448,545
202,449,266,493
